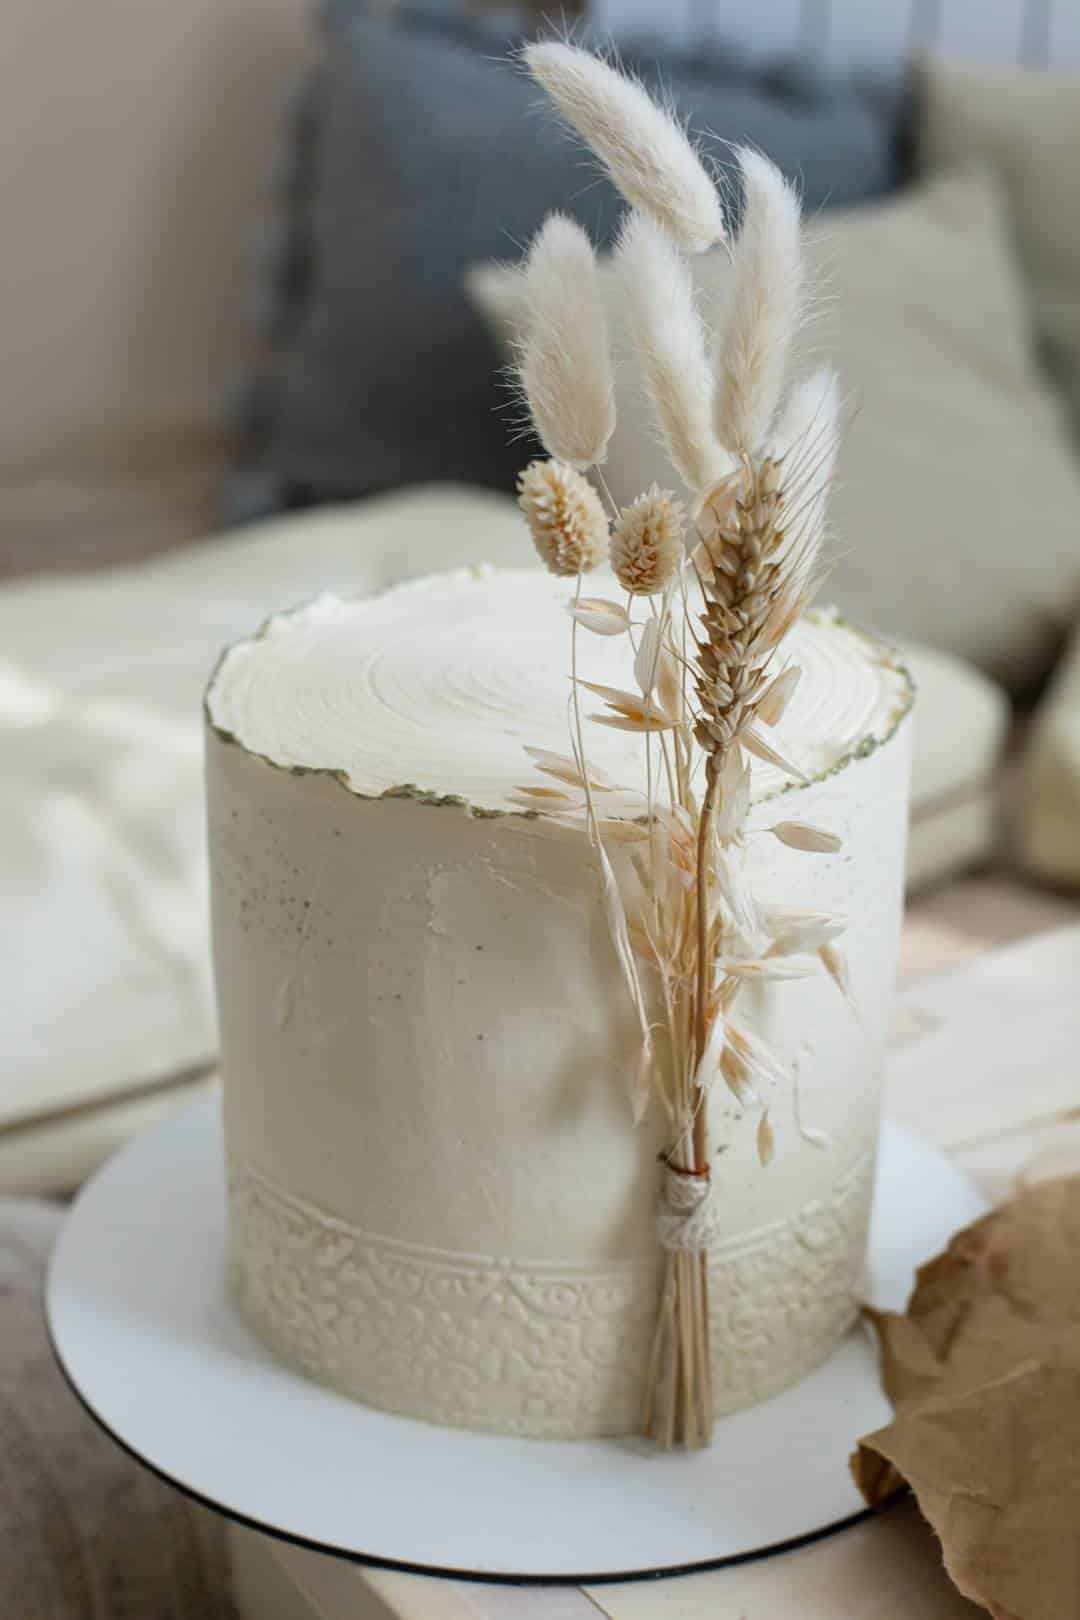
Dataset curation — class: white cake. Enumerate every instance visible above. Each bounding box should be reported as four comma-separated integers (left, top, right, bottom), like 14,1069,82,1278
205,565,913,1439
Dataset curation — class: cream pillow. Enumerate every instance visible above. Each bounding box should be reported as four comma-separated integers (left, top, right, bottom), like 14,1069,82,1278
466,168,1080,696
1022,619,1080,887
916,52,1080,439
0,487,523,1172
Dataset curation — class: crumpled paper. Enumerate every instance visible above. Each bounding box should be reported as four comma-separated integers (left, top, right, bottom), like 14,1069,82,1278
852,1176,1080,1620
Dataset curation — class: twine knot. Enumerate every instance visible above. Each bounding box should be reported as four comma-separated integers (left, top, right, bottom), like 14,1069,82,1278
655,1165,722,1253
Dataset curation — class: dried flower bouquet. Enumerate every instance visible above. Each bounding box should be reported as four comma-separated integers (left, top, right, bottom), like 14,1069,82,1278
511,42,847,1450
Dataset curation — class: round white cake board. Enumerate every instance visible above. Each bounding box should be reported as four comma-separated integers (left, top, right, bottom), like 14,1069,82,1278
47,1097,985,1583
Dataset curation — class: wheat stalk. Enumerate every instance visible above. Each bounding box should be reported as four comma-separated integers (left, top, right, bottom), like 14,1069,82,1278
689,456,815,1146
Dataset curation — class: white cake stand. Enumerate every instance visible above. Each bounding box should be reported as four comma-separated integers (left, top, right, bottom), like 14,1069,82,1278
46,1096,984,1584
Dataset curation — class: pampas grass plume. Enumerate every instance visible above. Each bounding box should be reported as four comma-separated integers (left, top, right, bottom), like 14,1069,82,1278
616,211,728,497
772,365,839,584
523,42,724,255
517,458,608,576
713,149,804,455
774,366,839,473
518,213,615,469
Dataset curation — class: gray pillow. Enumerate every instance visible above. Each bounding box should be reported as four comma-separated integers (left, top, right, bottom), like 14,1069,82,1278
227,4,906,519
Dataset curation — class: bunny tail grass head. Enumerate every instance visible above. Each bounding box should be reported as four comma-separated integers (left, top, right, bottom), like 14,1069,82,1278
517,212,615,469
517,458,609,577
771,365,840,590
713,149,805,456
616,211,730,497
523,41,725,255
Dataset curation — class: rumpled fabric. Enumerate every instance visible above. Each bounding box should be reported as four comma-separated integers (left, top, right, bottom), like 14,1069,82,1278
853,1175,1080,1620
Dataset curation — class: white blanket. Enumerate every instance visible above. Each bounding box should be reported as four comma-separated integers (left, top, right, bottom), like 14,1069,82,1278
0,484,1008,1184
0,486,524,1132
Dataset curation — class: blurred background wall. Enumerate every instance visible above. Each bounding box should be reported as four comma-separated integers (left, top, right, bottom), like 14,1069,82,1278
0,0,313,568
4,0,1079,482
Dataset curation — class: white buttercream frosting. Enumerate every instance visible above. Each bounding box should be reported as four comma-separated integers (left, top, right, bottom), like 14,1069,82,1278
206,567,907,811
206,565,913,1438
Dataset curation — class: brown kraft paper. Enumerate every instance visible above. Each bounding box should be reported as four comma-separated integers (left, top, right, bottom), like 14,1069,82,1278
851,1176,1080,1620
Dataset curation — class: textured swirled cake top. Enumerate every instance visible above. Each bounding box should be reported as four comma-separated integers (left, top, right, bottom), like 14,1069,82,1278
206,566,911,813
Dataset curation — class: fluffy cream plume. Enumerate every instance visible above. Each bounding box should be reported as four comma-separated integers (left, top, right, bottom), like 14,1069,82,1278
773,366,838,475
517,459,608,576
772,365,839,586
610,485,685,595
523,42,724,254
615,211,728,495
518,213,615,469
713,149,804,455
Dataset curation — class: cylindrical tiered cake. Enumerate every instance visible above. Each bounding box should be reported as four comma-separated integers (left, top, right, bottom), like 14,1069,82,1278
205,565,913,1439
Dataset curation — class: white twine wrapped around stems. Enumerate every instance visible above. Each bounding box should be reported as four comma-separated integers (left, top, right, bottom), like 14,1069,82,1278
655,1165,724,1252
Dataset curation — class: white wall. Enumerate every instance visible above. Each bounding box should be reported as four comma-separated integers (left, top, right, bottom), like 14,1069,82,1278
0,0,315,470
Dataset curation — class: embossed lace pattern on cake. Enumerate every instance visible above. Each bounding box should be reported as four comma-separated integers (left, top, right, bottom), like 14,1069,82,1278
228,1153,875,1438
